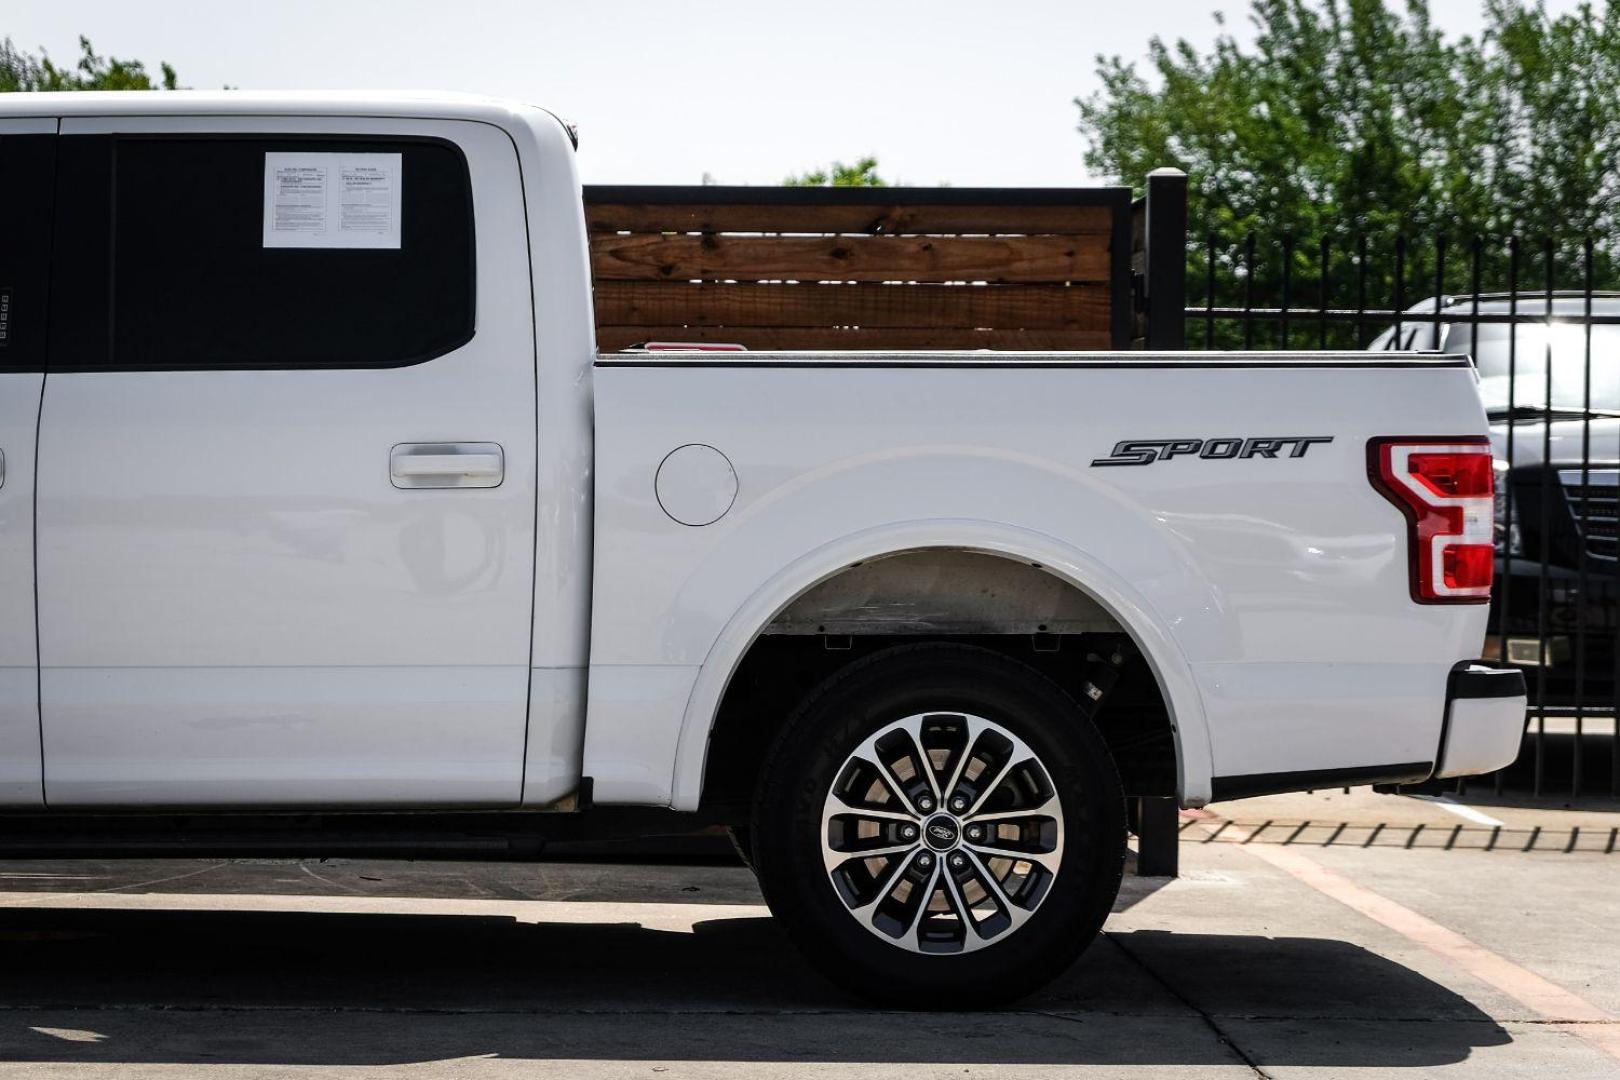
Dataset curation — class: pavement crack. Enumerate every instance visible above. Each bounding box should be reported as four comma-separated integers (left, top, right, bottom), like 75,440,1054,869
95,862,227,895
1101,930,1276,1079
297,863,366,896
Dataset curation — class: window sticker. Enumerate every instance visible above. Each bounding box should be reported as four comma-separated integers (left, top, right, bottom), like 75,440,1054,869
263,152,402,249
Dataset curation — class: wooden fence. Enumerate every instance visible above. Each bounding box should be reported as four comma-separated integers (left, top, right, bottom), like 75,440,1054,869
583,185,1143,352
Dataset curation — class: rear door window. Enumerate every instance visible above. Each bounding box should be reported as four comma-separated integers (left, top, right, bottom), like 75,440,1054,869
49,135,475,371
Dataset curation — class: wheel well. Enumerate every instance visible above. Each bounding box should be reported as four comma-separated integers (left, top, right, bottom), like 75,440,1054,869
699,550,1178,821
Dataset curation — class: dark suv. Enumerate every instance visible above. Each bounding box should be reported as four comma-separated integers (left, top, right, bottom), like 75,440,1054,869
1377,294,1620,709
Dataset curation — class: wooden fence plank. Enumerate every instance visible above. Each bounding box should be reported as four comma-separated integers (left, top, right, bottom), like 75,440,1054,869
595,326,1113,352
592,282,1111,331
591,234,1112,284
585,201,1117,236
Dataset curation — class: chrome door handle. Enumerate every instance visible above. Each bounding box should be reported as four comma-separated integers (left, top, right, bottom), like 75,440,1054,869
0,448,5,491
390,442,504,489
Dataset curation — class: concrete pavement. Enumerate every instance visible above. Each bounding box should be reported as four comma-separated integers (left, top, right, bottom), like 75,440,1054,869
0,788,1616,1078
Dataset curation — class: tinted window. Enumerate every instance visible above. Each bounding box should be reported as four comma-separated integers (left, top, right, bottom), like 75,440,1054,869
50,135,475,370
0,134,57,373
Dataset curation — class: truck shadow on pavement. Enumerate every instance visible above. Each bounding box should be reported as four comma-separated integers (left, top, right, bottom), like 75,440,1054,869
0,906,1510,1069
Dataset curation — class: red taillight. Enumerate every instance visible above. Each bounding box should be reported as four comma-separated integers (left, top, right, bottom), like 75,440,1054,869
1368,437,1494,604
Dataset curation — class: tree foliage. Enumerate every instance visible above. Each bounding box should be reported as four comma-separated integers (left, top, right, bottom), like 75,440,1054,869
1,35,178,92
1080,0,1620,344
784,157,889,187
1078,0,1620,247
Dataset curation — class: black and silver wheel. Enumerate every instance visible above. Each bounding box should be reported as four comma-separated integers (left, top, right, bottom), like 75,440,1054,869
819,711,1063,954
752,643,1126,1007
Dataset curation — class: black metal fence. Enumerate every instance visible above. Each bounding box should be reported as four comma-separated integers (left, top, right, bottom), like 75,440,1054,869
1184,230,1620,799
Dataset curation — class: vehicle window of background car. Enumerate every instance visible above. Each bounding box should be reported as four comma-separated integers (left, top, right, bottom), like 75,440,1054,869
1445,322,1620,413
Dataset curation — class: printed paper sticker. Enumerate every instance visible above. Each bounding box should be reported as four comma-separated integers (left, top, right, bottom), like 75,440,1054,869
263,152,402,249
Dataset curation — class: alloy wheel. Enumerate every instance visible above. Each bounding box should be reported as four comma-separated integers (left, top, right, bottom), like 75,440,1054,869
819,711,1065,955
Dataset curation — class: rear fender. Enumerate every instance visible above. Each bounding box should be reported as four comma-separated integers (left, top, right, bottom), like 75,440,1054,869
670,519,1213,810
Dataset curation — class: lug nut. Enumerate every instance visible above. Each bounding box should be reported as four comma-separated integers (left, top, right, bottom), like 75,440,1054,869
917,852,934,868
950,796,968,812
966,825,984,841
949,853,966,869
916,796,934,812
901,824,918,841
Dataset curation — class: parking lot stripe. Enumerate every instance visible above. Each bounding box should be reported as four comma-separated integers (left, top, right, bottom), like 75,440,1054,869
1198,817,1620,1061
1431,795,1508,828
0,890,774,928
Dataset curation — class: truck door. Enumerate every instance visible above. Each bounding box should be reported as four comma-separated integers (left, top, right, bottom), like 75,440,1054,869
36,117,537,806
0,121,55,806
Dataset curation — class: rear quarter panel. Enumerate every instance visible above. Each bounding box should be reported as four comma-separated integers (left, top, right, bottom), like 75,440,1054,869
586,353,1490,807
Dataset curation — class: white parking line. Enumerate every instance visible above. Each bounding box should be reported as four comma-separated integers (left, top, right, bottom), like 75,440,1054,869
0,890,773,929
1431,795,1507,828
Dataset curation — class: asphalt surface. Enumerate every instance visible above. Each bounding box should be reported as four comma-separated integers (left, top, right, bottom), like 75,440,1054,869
0,789,1617,1078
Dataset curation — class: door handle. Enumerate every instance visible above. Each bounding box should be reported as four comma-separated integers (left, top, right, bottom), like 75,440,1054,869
390,442,504,489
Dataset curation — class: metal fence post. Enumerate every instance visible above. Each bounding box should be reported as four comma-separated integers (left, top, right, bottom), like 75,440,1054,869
1143,167,1188,351
1137,167,1187,877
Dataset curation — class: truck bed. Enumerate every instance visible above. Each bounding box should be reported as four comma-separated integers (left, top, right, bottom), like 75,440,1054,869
585,349,1488,808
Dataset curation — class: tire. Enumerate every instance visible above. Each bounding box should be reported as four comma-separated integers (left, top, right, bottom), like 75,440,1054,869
751,642,1126,1008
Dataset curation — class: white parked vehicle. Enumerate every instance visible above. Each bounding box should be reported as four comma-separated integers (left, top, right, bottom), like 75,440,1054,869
0,92,1525,1005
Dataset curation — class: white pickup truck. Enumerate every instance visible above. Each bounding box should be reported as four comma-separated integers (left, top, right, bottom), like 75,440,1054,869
0,92,1526,1005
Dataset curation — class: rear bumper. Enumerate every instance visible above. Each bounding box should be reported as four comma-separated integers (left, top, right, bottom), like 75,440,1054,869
1434,662,1528,779
1208,660,1527,802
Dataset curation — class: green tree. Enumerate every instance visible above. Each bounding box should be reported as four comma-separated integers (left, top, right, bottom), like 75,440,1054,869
1,35,178,92
784,157,889,187
1077,0,1620,343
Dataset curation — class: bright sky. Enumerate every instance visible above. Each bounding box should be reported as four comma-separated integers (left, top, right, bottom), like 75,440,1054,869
8,0,1578,187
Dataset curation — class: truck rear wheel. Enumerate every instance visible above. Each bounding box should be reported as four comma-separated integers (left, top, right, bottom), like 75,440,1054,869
751,643,1126,1007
